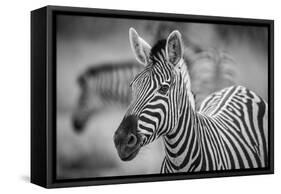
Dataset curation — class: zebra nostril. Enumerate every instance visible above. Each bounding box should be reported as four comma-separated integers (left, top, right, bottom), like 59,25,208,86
127,134,137,147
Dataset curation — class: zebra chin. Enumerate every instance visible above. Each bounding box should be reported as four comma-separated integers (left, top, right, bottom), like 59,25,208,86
114,115,143,161
114,138,142,161
118,147,141,161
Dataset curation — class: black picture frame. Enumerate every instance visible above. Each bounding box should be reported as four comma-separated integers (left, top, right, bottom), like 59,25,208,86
31,5,274,188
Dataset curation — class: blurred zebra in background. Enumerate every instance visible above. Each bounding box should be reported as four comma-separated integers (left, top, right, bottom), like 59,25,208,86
72,61,143,132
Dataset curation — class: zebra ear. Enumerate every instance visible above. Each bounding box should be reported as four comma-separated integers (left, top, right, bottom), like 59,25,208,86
129,28,151,66
166,30,184,67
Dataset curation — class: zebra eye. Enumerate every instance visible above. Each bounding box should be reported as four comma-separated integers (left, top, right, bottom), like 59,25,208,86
159,84,169,95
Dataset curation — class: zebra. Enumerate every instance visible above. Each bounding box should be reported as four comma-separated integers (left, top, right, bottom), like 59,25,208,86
72,61,143,132
113,28,268,173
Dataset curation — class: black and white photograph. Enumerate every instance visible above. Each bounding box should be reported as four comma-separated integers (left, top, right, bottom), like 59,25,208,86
2,0,281,192
56,12,270,180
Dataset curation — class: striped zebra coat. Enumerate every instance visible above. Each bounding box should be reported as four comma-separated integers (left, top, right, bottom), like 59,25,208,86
161,85,268,172
113,28,268,173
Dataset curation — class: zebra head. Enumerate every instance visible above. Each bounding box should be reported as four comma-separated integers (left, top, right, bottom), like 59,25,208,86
114,28,194,161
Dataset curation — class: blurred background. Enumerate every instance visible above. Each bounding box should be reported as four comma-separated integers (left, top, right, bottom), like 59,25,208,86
56,14,268,179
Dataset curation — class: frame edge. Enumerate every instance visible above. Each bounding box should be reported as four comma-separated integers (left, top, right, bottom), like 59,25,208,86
31,6,48,188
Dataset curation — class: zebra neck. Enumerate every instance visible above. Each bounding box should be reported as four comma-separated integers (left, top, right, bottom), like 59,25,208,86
163,88,201,172
178,60,195,109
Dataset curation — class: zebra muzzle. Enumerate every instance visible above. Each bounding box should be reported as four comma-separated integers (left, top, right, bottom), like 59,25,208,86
114,115,141,161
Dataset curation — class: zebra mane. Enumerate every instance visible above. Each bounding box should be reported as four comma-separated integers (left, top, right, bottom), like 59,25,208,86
179,59,196,110
149,39,167,60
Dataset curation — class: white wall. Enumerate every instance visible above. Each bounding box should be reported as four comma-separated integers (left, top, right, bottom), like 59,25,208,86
0,0,279,193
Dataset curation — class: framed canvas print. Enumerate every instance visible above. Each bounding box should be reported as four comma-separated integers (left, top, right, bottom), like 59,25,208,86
31,5,274,188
